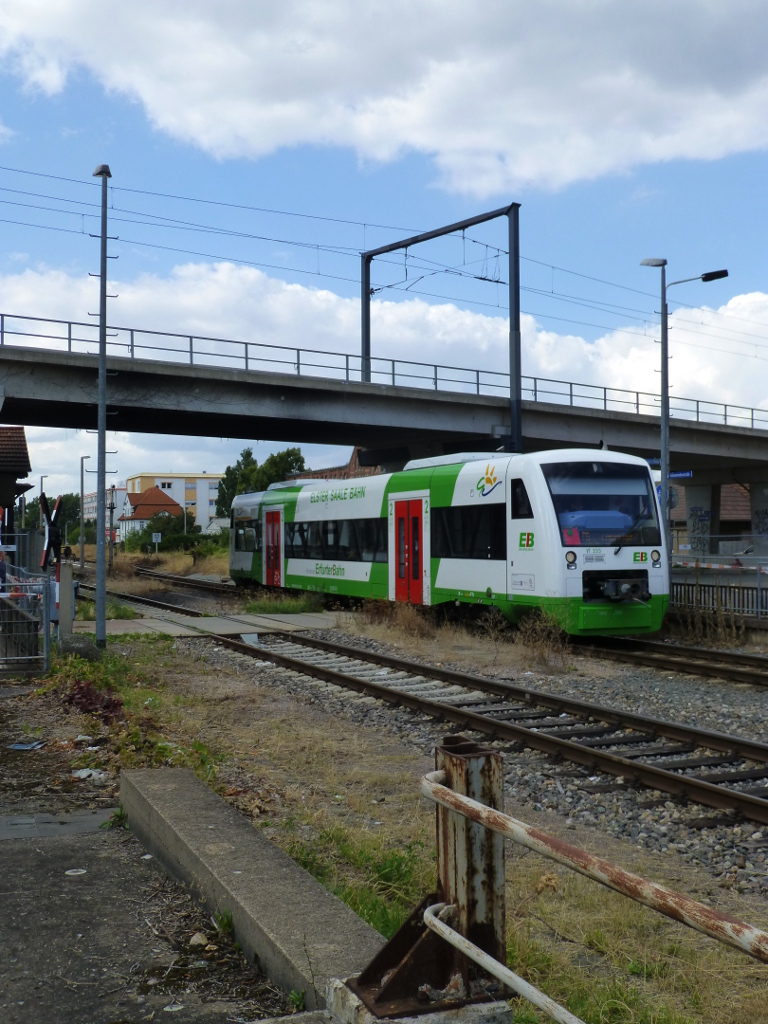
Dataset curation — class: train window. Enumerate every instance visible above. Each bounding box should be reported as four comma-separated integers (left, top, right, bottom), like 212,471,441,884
412,516,420,579
541,461,661,548
284,517,388,562
234,520,261,552
432,505,507,560
510,479,533,519
307,522,325,558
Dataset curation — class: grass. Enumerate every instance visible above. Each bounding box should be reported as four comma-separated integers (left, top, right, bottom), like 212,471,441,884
280,823,430,937
244,591,325,615
75,598,139,620
499,854,768,1024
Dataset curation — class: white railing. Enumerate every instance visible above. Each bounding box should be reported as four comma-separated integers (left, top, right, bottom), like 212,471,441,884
1,311,766,429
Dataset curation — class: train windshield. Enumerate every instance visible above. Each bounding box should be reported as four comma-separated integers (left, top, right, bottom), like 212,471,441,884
541,461,661,548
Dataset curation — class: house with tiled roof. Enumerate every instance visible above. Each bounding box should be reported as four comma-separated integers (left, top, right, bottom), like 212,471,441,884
0,426,32,538
118,486,183,540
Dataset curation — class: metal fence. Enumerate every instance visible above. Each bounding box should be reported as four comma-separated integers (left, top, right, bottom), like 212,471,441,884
1,311,767,429
0,566,50,676
671,577,768,620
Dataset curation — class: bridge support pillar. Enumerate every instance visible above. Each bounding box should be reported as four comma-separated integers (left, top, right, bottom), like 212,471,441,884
749,482,768,557
685,484,721,559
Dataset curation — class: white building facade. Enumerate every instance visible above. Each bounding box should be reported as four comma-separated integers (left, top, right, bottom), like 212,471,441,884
82,485,127,523
125,472,223,531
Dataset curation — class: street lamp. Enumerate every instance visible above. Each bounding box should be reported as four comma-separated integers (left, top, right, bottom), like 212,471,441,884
641,259,728,564
80,455,91,570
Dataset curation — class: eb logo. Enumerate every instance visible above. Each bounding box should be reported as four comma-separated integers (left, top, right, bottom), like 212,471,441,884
633,552,648,562
519,532,534,549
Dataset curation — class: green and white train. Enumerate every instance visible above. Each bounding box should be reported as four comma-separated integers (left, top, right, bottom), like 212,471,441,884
230,448,669,635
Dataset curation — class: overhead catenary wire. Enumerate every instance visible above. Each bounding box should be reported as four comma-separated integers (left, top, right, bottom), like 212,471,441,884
2,205,765,356
0,162,766,356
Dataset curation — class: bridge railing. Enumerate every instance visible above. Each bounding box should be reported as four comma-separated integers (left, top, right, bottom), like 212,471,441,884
2,310,767,430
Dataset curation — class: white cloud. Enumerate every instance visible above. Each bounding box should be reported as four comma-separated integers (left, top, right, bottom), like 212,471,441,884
2,2,768,193
3,261,768,495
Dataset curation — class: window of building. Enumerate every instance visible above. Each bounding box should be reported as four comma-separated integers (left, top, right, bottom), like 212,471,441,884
160,481,172,490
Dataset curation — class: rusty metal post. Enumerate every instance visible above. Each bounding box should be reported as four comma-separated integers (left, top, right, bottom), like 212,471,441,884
435,736,505,966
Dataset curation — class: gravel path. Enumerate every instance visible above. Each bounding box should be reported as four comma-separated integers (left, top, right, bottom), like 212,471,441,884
181,630,768,899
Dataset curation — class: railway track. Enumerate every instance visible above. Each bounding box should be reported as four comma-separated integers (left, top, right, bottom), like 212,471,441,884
132,566,237,594
77,583,205,616
210,630,768,828
81,579,768,688
583,637,768,687
74,585,768,824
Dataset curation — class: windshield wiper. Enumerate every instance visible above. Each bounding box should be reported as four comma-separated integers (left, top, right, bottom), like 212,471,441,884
614,506,650,555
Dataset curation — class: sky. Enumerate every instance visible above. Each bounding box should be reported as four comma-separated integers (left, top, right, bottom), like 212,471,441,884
0,1,767,508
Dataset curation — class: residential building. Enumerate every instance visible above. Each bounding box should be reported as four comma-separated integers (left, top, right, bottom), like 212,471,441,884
118,486,184,540
125,472,223,531
82,485,127,522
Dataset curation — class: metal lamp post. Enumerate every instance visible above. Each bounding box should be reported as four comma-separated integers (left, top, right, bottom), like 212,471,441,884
640,259,728,564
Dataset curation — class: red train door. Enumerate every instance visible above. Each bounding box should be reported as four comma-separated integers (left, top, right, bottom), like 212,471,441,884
265,510,282,587
394,500,423,604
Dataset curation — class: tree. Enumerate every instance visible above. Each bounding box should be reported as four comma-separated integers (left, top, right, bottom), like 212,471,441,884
216,447,257,516
215,447,307,515
125,509,199,553
251,448,306,491
21,492,80,535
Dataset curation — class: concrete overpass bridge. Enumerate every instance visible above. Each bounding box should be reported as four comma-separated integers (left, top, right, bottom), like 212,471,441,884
2,311,768,551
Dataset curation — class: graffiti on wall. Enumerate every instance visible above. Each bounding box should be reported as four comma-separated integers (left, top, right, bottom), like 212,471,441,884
688,506,711,555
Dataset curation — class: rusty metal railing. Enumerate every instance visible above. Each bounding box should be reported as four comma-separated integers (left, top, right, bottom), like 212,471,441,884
422,767,768,965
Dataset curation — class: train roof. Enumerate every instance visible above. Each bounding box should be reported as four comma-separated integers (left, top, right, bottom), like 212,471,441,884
404,452,511,470
404,448,650,472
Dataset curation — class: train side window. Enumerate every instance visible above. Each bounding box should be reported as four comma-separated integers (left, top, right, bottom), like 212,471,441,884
235,520,260,552
511,479,533,519
432,505,506,560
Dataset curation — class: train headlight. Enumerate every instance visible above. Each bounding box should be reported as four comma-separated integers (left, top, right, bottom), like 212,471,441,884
565,550,577,569
651,549,661,566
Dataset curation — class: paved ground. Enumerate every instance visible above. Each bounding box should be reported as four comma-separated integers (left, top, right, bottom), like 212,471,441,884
0,671,291,1024
1,825,261,1024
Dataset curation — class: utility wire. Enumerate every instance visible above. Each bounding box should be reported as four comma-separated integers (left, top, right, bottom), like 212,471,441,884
1,163,767,347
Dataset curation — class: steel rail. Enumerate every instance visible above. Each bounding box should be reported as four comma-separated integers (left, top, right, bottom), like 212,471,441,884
132,567,236,594
582,638,768,686
258,631,768,763
204,633,768,826
76,583,205,617
70,592,768,823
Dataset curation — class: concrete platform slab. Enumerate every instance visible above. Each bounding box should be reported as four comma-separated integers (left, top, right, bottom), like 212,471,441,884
121,768,385,1011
